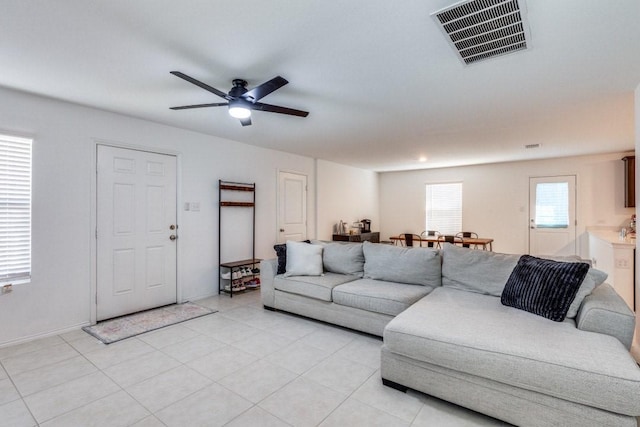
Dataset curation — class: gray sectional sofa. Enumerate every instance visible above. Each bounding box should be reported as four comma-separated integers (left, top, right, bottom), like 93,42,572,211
260,240,640,427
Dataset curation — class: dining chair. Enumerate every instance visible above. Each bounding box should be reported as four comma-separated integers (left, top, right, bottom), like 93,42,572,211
420,230,440,248
456,231,479,248
438,234,456,249
403,233,422,247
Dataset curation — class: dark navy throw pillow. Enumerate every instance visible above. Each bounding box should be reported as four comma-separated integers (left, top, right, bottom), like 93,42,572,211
501,255,590,322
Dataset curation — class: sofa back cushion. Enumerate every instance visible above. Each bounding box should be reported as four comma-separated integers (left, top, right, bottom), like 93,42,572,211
362,241,441,287
442,243,520,296
441,244,607,317
312,241,365,277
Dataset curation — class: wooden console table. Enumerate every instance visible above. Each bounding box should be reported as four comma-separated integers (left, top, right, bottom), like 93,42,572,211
333,232,380,243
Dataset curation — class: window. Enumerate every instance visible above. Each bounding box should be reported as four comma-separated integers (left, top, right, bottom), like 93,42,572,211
535,182,569,228
0,134,32,285
425,182,462,235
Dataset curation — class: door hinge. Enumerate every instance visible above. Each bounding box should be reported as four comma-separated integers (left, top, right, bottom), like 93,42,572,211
95,228,98,239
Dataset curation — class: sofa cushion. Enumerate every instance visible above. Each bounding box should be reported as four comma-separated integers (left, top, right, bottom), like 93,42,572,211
284,240,323,277
333,278,433,316
274,273,358,302
442,243,520,296
501,255,590,322
441,244,603,316
312,241,365,277
362,241,441,287
383,287,640,415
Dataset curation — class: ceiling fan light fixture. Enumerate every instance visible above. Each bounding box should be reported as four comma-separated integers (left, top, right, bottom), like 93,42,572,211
228,105,251,119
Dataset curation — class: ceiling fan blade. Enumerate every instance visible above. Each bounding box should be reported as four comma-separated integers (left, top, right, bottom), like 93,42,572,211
170,102,228,110
253,102,309,117
239,117,252,126
170,71,230,100
243,76,288,101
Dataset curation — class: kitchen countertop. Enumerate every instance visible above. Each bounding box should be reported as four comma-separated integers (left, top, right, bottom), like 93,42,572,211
587,229,636,248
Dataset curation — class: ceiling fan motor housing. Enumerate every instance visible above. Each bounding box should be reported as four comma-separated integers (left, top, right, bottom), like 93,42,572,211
229,79,248,98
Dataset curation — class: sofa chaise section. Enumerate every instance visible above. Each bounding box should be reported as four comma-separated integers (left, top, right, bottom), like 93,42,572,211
382,286,640,427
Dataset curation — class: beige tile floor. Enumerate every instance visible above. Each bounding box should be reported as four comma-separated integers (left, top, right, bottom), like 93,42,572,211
0,290,512,427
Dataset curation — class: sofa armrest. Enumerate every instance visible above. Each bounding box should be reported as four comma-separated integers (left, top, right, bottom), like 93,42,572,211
576,283,636,349
260,258,278,309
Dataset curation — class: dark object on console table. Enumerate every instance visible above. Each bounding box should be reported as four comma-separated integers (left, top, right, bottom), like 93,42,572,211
332,232,380,243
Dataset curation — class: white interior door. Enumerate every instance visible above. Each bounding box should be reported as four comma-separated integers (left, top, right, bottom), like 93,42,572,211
529,175,577,256
97,145,177,321
278,171,307,243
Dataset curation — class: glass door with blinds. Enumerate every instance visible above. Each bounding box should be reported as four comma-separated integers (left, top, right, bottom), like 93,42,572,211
529,175,576,256
0,134,32,286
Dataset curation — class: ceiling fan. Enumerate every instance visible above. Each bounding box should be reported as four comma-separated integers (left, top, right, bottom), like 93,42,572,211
169,71,309,126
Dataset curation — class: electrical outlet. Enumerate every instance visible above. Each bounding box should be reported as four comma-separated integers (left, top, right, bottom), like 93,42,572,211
615,258,630,269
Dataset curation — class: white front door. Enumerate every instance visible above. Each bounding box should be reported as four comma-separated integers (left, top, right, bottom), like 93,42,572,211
529,175,577,256
97,145,177,321
278,171,307,243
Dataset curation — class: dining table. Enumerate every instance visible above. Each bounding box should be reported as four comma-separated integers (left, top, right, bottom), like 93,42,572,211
389,235,494,251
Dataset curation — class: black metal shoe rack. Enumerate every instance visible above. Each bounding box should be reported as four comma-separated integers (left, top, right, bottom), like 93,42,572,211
218,180,260,297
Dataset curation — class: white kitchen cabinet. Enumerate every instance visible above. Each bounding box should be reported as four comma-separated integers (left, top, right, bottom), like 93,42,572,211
588,230,635,310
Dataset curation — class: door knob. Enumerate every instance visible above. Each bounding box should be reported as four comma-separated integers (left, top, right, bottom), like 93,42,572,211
169,234,177,241
169,224,176,230
280,229,285,232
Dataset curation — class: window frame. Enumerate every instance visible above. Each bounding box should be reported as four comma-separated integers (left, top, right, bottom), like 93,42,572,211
0,133,33,286
425,181,463,236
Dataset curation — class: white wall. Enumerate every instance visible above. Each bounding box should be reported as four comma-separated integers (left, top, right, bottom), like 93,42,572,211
315,160,379,240
380,153,635,256
0,86,318,346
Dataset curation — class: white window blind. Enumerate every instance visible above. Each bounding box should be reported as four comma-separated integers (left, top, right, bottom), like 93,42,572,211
0,134,32,285
425,182,462,235
535,182,569,228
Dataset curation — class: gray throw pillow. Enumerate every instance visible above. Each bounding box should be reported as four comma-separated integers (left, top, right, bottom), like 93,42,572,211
362,241,441,287
312,241,364,277
442,243,520,296
284,241,324,277
565,266,607,318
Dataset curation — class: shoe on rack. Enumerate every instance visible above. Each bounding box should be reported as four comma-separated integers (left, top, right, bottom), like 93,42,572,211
251,268,260,274
221,271,231,280
224,285,231,292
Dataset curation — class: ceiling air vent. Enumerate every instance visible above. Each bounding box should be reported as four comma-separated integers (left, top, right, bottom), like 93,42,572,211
431,0,530,65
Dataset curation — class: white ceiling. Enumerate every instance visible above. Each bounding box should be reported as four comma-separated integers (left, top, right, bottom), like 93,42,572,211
1,0,639,171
